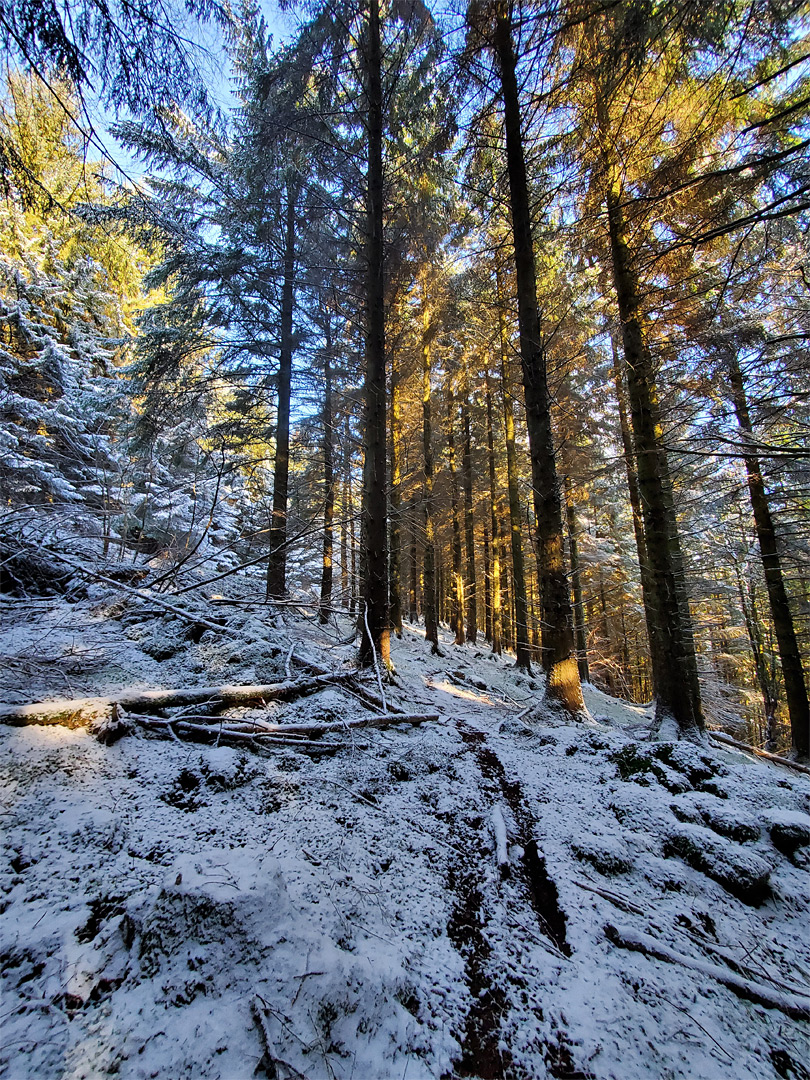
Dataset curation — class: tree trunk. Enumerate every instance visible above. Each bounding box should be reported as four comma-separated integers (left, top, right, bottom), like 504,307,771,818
734,558,779,749
358,0,389,670
729,355,809,759
447,388,466,646
421,283,439,651
500,314,532,672
462,397,478,643
266,180,298,600
564,477,589,682
483,522,492,642
485,374,503,655
612,337,657,666
389,351,404,637
493,6,582,711
409,512,419,622
601,113,702,735
340,466,349,610
319,341,334,625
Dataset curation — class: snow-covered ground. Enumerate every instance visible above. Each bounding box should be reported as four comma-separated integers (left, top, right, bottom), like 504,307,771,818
2,587,809,1080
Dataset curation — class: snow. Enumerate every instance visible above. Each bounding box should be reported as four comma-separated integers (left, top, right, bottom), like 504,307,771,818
2,590,810,1079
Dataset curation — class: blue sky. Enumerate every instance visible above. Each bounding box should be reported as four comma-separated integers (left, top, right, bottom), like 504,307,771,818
89,0,296,185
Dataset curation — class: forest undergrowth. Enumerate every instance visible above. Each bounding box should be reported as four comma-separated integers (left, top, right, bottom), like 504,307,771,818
1,548,809,1080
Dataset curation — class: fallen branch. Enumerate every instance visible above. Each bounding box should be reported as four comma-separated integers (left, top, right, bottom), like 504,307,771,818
135,712,440,738
171,721,338,753
605,924,810,1020
709,731,810,775
224,711,431,736
135,716,346,754
251,997,313,1080
492,805,510,878
572,879,644,916
42,550,231,635
0,673,357,727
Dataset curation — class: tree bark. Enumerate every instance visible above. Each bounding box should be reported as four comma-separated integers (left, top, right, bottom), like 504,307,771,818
564,477,589,682
493,6,582,711
389,349,404,637
729,355,809,759
266,179,298,600
409,511,419,622
319,338,334,625
447,387,466,646
358,0,390,669
601,113,702,735
612,337,657,667
421,282,439,650
485,373,503,654
461,397,478,643
0,673,359,727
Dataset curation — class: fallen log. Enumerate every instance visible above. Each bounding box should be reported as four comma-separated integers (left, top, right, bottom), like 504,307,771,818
605,924,810,1020
709,731,810,775
0,672,358,728
135,711,440,737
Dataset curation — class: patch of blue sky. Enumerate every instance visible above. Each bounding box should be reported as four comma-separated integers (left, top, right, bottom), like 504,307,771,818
85,1,296,185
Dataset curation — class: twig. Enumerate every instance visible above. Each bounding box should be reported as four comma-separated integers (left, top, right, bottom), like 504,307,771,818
158,720,339,753
251,997,313,1079
285,643,296,681
665,1000,734,1062
572,878,645,916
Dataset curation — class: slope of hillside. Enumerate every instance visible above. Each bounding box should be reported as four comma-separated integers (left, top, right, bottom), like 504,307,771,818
1,581,809,1080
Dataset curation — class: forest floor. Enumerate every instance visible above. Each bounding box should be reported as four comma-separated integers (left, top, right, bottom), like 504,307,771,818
1,561,810,1080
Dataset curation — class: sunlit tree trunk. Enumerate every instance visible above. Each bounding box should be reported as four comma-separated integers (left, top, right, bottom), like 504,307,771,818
461,397,478,642
483,522,492,642
734,559,779,749
493,5,582,710
500,330,532,672
564,477,589,682
409,513,419,622
447,387,466,646
485,373,502,655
